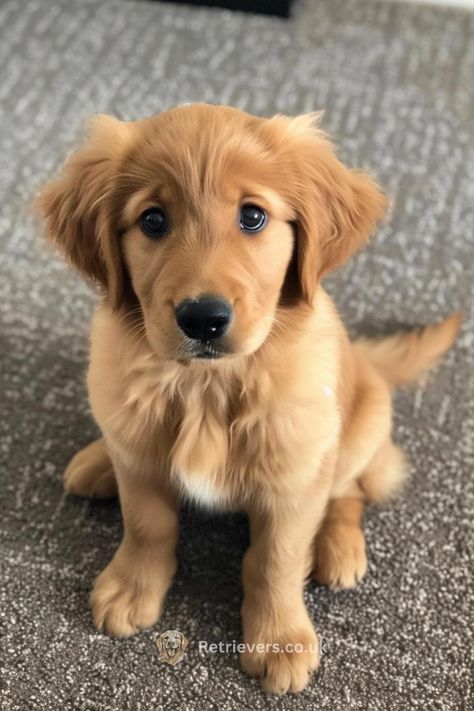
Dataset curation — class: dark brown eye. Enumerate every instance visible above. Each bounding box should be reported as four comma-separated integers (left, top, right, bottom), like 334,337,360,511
239,204,267,233
140,207,168,238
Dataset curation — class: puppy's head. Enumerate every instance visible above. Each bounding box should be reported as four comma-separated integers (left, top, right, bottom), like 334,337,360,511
39,105,386,361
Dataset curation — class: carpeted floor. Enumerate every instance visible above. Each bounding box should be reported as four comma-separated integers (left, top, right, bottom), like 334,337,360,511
1,0,473,708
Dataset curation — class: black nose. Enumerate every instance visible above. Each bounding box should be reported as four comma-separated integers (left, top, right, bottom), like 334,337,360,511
175,295,233,341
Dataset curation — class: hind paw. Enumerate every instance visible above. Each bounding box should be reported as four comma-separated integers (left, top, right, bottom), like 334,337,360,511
64,438,117,498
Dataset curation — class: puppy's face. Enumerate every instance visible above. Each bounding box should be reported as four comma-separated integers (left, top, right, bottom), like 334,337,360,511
39,105,387,362
119,113,295,360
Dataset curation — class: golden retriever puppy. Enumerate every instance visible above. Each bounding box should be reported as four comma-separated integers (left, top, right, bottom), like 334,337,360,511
38,104,460,694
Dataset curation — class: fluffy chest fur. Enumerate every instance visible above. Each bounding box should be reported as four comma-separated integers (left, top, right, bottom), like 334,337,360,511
88,304,342,509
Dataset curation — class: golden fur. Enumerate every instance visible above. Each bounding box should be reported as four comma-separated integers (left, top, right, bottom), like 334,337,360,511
39,104,460,694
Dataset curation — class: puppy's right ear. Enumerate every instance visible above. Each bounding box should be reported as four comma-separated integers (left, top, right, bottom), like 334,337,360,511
37,115,132,309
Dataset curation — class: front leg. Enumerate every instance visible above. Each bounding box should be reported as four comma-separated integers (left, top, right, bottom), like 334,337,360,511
241,479,331,694
91,453,179,637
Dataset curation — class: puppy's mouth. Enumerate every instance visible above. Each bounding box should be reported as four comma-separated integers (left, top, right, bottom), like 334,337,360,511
183,340,228,360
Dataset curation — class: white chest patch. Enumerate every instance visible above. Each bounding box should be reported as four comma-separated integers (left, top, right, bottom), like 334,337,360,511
177,471,225,509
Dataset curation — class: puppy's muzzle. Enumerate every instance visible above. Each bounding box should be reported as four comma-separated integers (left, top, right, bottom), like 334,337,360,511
175,295,232,342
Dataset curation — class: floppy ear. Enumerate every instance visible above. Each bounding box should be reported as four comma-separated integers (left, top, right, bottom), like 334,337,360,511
37,114,132,309
282,114,388,305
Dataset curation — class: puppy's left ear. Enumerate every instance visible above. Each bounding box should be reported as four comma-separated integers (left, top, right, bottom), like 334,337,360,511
284,114,388,305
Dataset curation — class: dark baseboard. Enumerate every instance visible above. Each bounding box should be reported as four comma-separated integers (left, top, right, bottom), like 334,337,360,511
153,0,294,18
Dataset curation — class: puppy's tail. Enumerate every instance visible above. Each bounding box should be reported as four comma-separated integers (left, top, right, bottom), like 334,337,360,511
354,313,462,387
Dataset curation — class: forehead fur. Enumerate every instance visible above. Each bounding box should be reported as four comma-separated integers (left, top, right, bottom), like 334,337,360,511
113,104,324,212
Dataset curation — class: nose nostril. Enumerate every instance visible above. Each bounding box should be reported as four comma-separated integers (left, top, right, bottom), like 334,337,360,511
175,296,232,342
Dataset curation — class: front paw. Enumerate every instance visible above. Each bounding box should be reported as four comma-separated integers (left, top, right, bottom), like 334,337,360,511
241,625,320,694
91,552,174,637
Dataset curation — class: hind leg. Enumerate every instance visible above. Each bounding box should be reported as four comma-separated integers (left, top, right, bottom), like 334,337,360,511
359,439,407,503
313,440,406,589
64,437,117,498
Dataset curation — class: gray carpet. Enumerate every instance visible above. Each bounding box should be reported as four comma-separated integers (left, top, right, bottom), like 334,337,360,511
1,0,473,708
